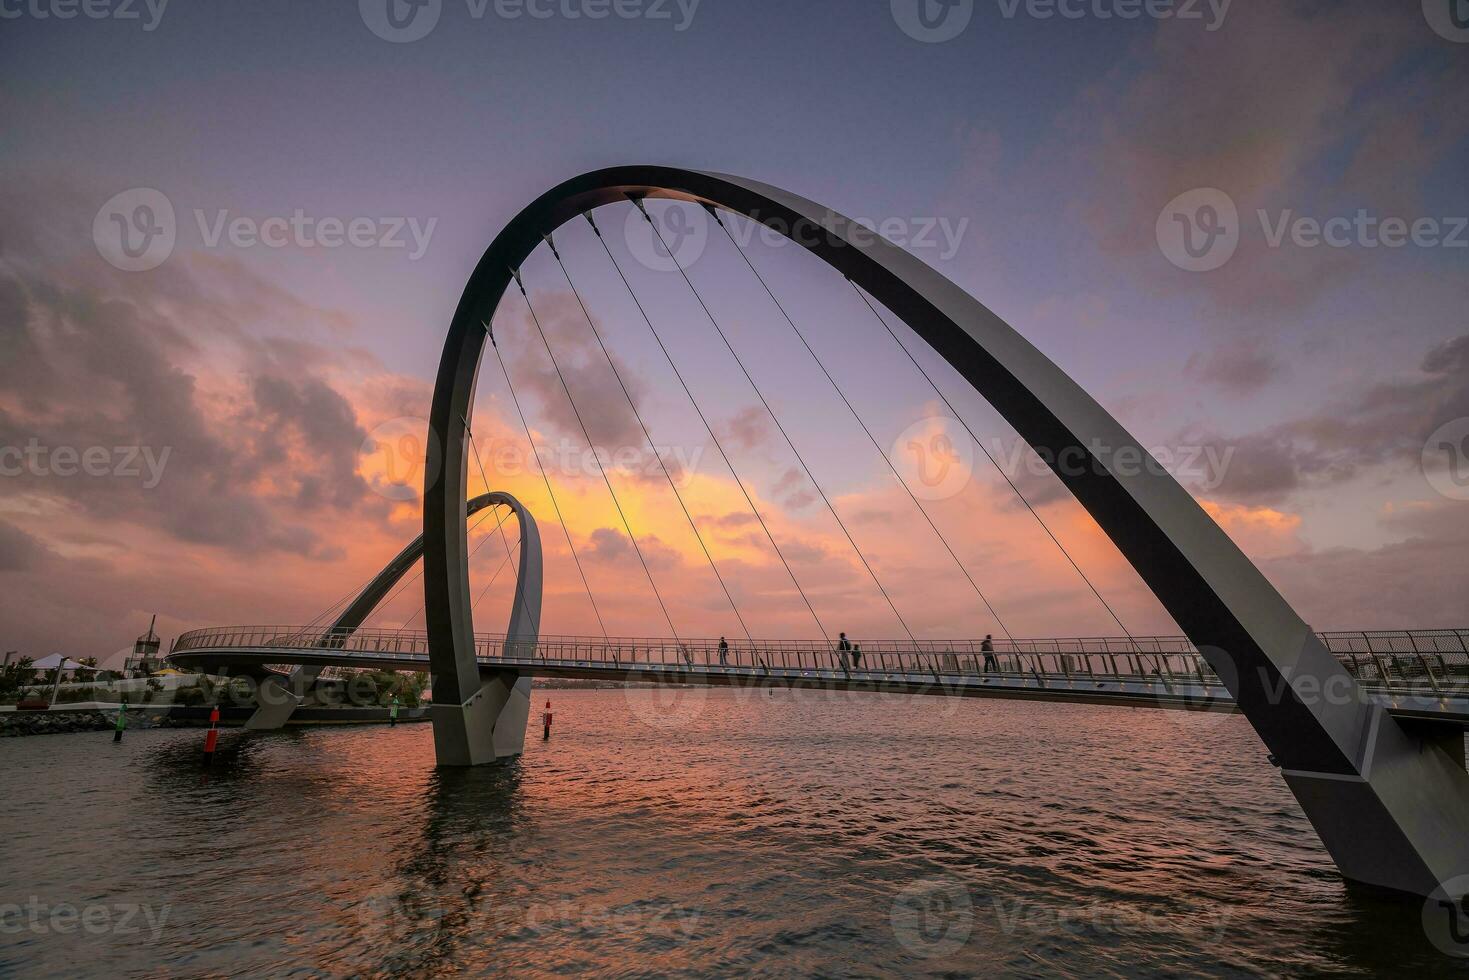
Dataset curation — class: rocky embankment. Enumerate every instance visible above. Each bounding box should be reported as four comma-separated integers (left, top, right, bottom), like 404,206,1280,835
0,707,184,737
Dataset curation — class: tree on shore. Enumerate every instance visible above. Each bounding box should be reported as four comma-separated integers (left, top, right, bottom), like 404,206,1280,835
0,657,38,700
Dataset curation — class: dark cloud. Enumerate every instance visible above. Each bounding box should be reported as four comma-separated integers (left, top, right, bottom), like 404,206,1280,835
497,294,648,452
721,406,771,452
774,466,817,510
1072,2,1467,318
0,520,51,572
583,527,632,563
1264,500,1469,629
1184,342,1284,394
1190,333,1469,502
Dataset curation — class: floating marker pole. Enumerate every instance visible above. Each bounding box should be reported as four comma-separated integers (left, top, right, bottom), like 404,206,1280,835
203,704,220,765
113,698,127,743
542,700,553,740
390,695,399,727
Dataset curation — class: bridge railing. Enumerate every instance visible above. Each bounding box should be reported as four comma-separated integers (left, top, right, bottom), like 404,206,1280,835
171,626,1469,696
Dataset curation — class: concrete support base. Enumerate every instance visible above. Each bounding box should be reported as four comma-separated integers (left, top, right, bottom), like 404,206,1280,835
431,670,531,767
243,675,302,730
243,667,320,730
1284,706,1469,900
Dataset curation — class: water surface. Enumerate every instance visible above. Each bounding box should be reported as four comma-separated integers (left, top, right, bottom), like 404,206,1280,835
2,689,1465,977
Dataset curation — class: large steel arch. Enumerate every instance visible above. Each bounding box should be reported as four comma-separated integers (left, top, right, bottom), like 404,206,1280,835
424,166,1469,897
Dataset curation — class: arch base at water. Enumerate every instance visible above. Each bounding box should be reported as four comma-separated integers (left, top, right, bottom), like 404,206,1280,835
432,671,533,766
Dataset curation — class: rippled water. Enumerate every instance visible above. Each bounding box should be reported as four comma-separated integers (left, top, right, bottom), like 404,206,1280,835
2,688,1466,977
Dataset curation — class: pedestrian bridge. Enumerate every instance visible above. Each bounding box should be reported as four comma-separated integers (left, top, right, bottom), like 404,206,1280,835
168,626,1469,734
169,166,1469,899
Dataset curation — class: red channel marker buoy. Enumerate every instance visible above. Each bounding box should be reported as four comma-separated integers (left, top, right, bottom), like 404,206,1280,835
203,704,220,765
542,700,553,741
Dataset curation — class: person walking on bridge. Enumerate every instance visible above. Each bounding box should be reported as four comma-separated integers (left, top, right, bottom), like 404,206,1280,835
837,632,853,672
981,634,999,672
718,637,729,666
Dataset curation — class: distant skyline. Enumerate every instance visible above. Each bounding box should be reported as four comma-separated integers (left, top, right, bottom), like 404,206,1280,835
1,1,1466,657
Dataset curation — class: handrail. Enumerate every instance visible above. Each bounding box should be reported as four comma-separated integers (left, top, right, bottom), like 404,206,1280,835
169,625,1469,697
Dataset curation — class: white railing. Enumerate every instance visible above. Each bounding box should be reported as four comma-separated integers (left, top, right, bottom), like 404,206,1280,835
171,626,1469,695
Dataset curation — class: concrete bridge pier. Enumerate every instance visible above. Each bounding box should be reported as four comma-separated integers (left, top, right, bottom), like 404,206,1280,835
431,670,532,766
429,492,542,767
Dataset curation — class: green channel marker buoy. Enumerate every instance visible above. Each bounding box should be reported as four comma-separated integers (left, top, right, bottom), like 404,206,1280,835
113,698,127,742
389,695,399,727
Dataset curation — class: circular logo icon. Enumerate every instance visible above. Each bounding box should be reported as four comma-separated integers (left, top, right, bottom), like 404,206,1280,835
1156,188,1240,272
1423,875,1469,958
891,0,974,43
1422,418,1469,502
93,188,176,272
891,877,973,957
623,681,707,731
1159,643,1241,737
1424,0,1469,42
360,0,441,42
891,416,976,501
623,201,709,273
359,417,441,502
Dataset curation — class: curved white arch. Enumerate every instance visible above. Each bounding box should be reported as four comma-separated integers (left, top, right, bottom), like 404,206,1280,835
422,167,1469,897
245,492,541,733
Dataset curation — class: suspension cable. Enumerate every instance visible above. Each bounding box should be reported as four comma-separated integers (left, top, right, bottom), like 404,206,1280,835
471,533,522,613
849,280,1144,653
712,209,1015,642
510,271,682,641
544,237,756,645
370,501,516,633
486,326,610,641
634,198,918,645
583,211,830,645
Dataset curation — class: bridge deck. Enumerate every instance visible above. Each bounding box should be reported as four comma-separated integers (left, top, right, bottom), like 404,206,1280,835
168,626,1469,725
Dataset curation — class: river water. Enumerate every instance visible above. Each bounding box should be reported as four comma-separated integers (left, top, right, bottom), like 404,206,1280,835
1,688,1466,977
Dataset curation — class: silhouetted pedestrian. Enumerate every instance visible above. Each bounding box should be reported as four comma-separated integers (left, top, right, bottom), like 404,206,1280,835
982,634,999,672
837,632,852,671
851,644,863,669
718,637,729,666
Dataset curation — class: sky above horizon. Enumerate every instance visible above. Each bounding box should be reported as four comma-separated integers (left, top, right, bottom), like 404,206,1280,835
1,0,1466,660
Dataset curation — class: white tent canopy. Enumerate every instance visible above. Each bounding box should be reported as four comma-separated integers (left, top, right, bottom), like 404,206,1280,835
28,655,104,672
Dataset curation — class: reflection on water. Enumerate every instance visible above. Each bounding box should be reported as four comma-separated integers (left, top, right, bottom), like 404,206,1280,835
1,689,1466,977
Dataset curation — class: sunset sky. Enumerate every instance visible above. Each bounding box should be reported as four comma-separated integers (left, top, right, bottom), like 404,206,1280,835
1,1,1465,660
